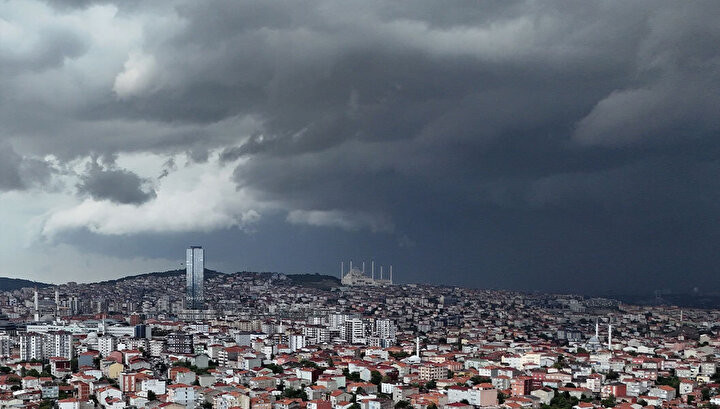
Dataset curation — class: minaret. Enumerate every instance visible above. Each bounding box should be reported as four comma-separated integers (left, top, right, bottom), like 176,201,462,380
390,265,393,285
371,261,375,281
380,266,384,280
33,288,39,322
362,261,365,274
416,336,420,357
608,323,612,350
340,261,344,279
55,288,59,319
595,318,599,339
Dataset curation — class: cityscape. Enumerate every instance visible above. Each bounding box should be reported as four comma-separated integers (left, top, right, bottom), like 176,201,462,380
0,246,717,409
1,1,720,409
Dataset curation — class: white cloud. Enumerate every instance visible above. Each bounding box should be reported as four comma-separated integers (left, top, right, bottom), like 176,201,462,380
41,153,270,237
287,209,394,233
113,51,158,99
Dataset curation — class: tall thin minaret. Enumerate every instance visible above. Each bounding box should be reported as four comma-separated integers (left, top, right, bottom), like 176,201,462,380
33,288,39,322
390,265,393,285
55,288,60,319
416,336,420,357
595,318,599,339
371,261,375,281
608,323,612,350
380,266,384,280
362,261,365,274
340,261,344,279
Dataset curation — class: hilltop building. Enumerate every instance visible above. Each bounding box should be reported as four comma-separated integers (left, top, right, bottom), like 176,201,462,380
339,261,393,286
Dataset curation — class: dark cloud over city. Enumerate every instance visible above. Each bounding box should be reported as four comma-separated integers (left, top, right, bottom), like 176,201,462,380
1,0,719,292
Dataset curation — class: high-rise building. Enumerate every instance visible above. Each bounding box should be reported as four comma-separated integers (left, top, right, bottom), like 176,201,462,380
185,246,204,310
98,335,117,357
46,331,73,359
19,333,44,361
166,332,194,354
19,331,73,360
342,318,367,344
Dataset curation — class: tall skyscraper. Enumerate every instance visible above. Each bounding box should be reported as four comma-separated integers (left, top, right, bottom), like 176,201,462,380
185,246,204,310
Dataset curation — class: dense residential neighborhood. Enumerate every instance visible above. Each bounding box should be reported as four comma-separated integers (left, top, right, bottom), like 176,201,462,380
0,267,718,409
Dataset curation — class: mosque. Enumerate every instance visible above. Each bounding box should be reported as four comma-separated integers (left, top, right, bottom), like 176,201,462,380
584,318,614,351
339,261,394,286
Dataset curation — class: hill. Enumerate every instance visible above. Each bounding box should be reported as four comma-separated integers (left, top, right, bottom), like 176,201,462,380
285,273,341,290
99,268,224,284
0,277,52,291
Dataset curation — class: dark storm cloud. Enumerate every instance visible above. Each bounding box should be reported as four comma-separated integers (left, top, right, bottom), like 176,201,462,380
77,159,156,204
0,143,55,191
1,29,88,75
4,0,720,290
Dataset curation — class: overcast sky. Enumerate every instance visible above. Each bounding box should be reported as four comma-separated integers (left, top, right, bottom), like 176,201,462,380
1,0,719,293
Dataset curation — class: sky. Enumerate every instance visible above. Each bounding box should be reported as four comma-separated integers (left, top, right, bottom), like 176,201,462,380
1,0,719,294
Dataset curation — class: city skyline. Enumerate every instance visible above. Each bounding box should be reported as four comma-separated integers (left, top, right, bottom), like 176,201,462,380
2,2,720,408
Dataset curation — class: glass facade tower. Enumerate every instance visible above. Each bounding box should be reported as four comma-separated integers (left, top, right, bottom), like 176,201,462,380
185,246,204,310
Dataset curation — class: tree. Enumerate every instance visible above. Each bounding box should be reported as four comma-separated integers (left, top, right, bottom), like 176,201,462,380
656,375,680,395
263,363,284,374
299,359,318,369
389,351,410,360
546,391,579,409
470,375,491,385
282,388,308,400
26,369,41,378
148,390,157,401
636,399,647,406
702,388,711,402
606,371,619,381
395,401,411,409
201,402,213,409
38,400,53,409
343,369,362,382
425,380,437,390
498,392,507,404
601,394,616,408
371,370,383,385
427,404,438,409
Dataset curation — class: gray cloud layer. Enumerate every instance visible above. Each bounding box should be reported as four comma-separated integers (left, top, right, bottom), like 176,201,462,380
2,0,720,291
76,158,156,204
